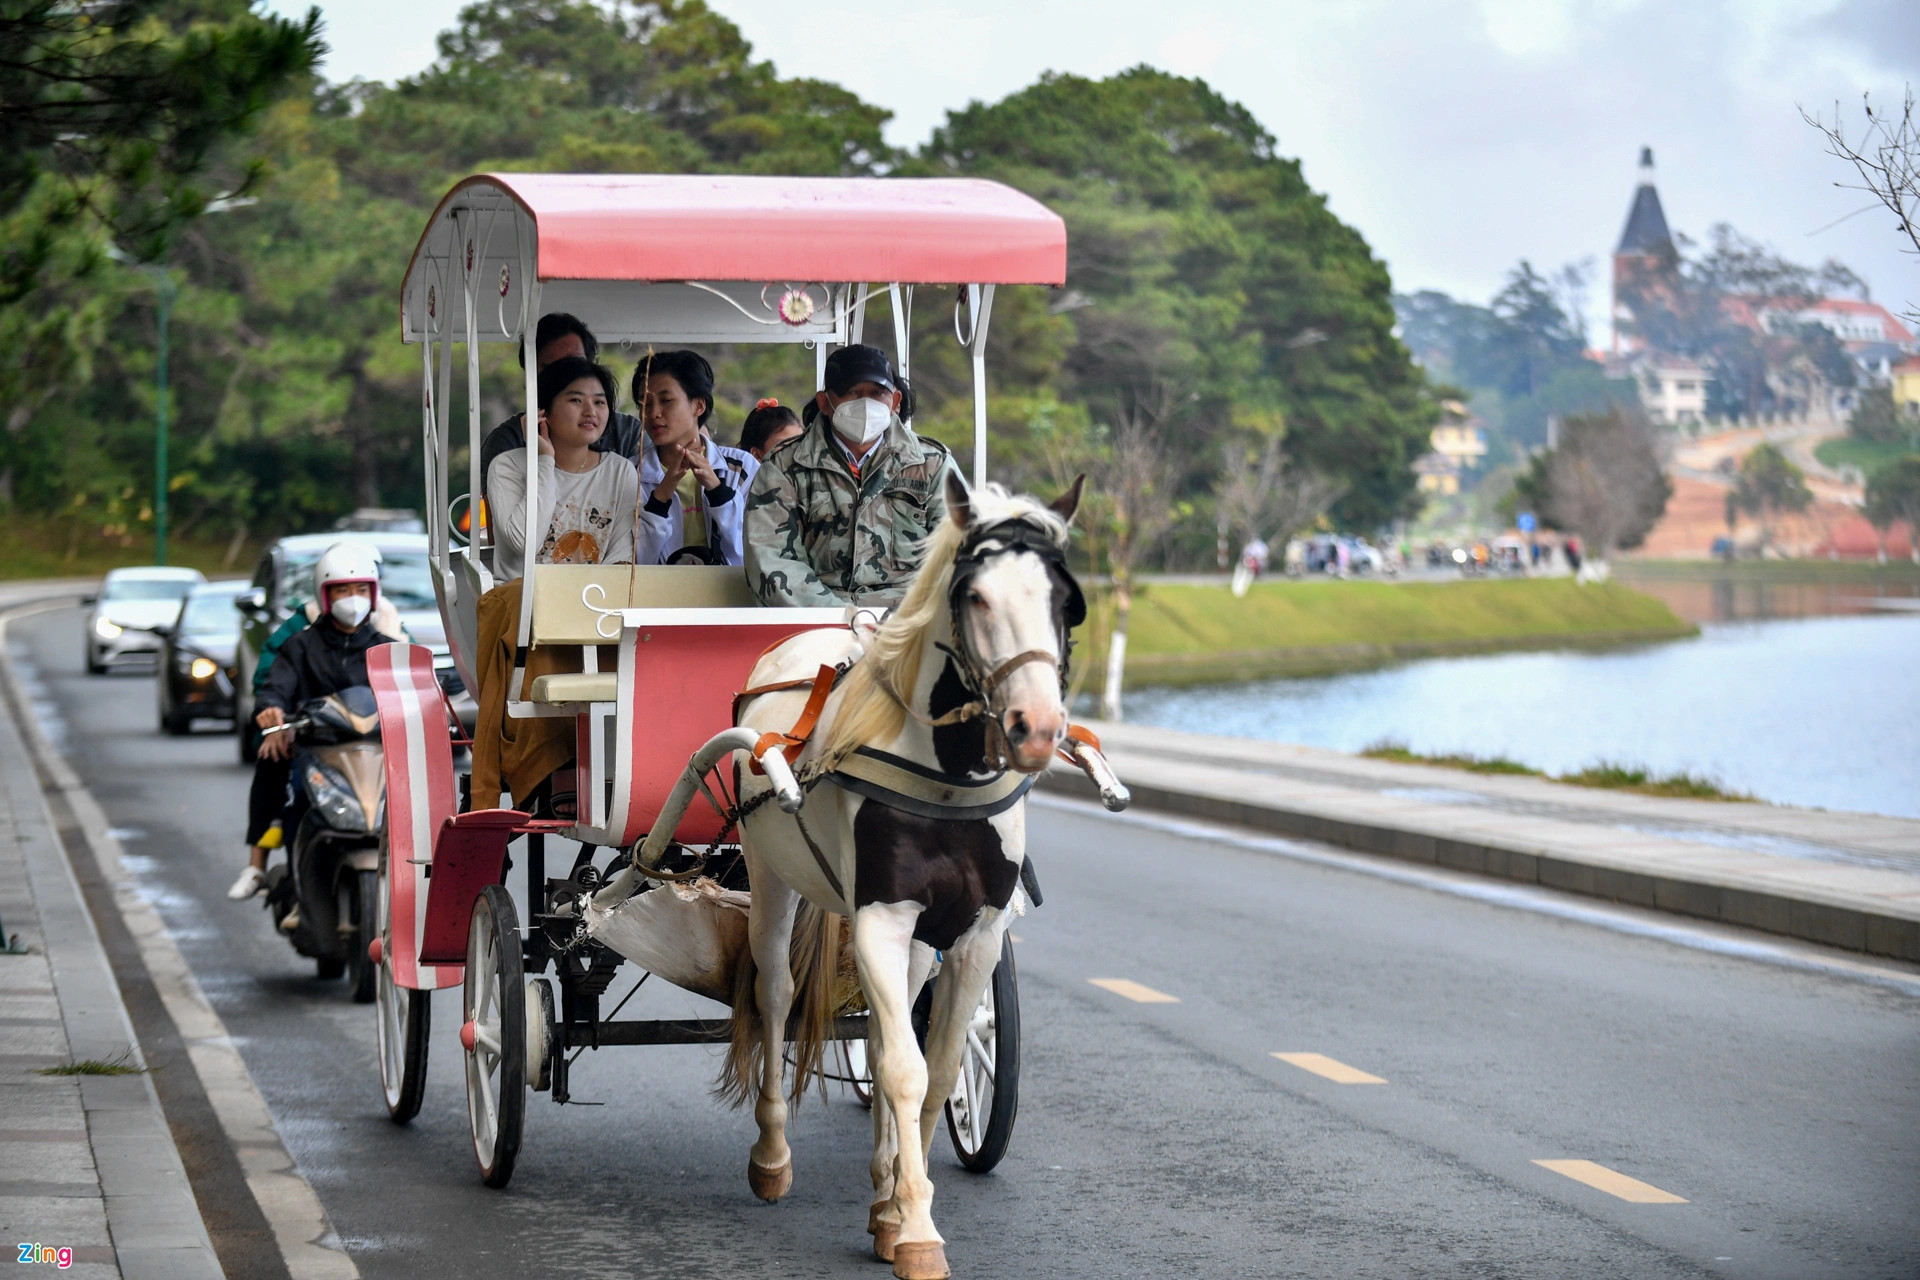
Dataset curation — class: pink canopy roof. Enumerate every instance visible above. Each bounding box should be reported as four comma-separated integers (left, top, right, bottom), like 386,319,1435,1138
417,173,1067,287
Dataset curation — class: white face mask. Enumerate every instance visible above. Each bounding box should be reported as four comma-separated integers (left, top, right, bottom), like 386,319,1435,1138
830,396,892,446
330,592,372,629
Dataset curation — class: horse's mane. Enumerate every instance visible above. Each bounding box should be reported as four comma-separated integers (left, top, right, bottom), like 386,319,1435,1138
824,484,1067,762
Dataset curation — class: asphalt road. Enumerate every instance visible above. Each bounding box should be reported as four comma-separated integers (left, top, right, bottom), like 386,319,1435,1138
11,604,1919,1280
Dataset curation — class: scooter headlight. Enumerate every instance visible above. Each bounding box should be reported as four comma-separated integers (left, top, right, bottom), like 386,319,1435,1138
304,764,366,832
94,616,123,639
189,657,218,681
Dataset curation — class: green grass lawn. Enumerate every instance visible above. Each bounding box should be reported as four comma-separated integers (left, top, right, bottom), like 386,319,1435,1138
0,521,259,581
1813,436,1919,477
1360,740,1752,801
1093,577,1695,684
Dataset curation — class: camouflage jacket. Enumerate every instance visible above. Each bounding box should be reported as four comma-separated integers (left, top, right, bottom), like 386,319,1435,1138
744,416,957,608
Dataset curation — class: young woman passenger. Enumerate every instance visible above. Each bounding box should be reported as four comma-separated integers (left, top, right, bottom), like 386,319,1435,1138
739,398,803,460
486,356,638,580
633,349,757,566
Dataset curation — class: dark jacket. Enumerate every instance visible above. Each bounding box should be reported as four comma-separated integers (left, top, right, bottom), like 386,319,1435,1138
479,410,645,503
257,618,393,715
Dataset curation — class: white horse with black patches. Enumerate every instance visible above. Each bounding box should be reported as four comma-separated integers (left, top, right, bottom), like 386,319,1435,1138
723,473,1085,1280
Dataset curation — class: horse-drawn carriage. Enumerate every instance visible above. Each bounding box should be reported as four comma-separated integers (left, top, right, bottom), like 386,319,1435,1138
369,172,1127,1278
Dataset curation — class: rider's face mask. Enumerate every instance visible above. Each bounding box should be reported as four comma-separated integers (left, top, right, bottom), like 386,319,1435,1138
830,395,892,447
329,588,372,629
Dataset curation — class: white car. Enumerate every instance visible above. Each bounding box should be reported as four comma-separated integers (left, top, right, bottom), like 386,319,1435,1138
85,566,206,673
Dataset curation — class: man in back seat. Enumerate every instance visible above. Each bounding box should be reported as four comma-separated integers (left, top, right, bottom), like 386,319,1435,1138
744,344,956,608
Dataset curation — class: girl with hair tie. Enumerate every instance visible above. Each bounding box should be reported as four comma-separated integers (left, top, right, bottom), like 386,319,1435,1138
632,349,759,566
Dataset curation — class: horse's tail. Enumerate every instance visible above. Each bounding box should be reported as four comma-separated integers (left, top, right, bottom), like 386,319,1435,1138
716,900,846,1108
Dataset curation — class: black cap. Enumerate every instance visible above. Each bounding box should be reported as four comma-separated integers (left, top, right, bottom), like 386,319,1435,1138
823,344,897,395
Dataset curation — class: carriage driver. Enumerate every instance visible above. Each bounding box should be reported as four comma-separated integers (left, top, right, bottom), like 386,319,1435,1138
743,344,957,608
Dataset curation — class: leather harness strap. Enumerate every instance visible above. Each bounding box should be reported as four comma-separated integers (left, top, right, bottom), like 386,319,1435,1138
1057,722,1101,765
741,663,842,773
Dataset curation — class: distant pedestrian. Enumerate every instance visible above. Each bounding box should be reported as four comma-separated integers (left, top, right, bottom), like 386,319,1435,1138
1565,536,1583,572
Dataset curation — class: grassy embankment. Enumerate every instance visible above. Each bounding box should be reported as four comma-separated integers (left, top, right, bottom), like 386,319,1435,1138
1813,436,1917,476
0,523,262,581
1360,741,1752,802
1085,577,1696,687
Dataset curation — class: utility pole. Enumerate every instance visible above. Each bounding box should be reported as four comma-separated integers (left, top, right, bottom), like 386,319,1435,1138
152,269,175,565
110,197,251,566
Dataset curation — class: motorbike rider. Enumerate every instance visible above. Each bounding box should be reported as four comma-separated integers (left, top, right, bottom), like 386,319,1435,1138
226,542,395,908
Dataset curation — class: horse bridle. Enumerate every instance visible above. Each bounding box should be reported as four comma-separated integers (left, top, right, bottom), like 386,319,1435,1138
882,516,1086,769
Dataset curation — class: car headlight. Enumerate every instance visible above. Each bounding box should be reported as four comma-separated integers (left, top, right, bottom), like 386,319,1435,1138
304,764,366,832
189,657,218,681
94,617,123,639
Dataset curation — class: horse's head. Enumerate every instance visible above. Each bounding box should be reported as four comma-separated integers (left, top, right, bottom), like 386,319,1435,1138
943,472,1086,774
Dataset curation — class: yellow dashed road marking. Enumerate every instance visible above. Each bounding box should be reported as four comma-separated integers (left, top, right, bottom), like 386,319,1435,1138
1534,1160,1688,1203
1272,1052,1386,1084
1088,978,1179,1003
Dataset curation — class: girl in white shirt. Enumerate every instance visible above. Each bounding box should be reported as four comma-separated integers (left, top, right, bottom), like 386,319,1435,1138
488,357,639,580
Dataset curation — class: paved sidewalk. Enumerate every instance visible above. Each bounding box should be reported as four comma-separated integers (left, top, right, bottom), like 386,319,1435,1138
0,613,220,1278
1047,721,1920,962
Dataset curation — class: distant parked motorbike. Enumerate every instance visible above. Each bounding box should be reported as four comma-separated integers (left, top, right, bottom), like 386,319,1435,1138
260,686,385,1001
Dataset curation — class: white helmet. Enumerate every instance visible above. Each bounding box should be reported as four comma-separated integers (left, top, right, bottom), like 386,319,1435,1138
313,541,382,611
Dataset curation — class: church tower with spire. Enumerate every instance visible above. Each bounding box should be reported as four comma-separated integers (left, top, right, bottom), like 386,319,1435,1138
1612,147,1677,353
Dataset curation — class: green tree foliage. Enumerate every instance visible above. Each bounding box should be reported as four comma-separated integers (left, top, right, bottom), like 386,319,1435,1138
1863,456,1920,563
0,0,321,292
1524,405,1671,559
918,67,1434,536
1725,441,1813,553
1619,224,1862,421
1847,384,1918,447
1395,261,1633,456
4,8,1432,572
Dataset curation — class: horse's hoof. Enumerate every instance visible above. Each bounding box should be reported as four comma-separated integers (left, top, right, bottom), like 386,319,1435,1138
891,1241,950,1280
748,1159,792,1203
868,1201,888,1235
872,1221,899,1263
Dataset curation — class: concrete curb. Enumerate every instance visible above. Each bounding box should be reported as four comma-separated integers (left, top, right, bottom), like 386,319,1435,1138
0,607,221,1279
0,597,357,1279
1041,766,1920,964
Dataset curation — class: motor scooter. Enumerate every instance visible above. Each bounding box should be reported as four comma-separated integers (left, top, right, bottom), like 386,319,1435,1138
260,686,385,1002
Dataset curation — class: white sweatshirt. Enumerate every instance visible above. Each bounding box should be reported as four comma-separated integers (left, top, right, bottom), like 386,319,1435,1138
487,448,639,580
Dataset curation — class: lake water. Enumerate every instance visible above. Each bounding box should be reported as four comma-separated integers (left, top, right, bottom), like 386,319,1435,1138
1119,612,1920,820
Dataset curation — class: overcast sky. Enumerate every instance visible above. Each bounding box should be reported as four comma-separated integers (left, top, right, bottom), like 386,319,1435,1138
267,0,1920,341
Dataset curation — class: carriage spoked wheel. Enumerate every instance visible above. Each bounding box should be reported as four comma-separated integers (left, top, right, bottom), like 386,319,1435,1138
462,885,525,1188
943,932,1020,1173
374,847,429,1124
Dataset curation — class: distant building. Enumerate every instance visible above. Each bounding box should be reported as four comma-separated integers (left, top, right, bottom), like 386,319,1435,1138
1611,147,1676,357
1609,350,1709,425
1895,355,1920,417
1607,147,1916,422
1416,400,1488,495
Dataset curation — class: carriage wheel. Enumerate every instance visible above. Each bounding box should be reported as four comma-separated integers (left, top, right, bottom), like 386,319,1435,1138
945,932,1020,1173
463,885,525,1188
374,852,430,1123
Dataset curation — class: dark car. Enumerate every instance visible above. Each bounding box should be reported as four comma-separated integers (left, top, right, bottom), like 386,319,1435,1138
232,532,469,762
157,580,247,734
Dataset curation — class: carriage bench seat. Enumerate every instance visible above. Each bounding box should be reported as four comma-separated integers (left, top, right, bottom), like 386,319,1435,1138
530,672,618,704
